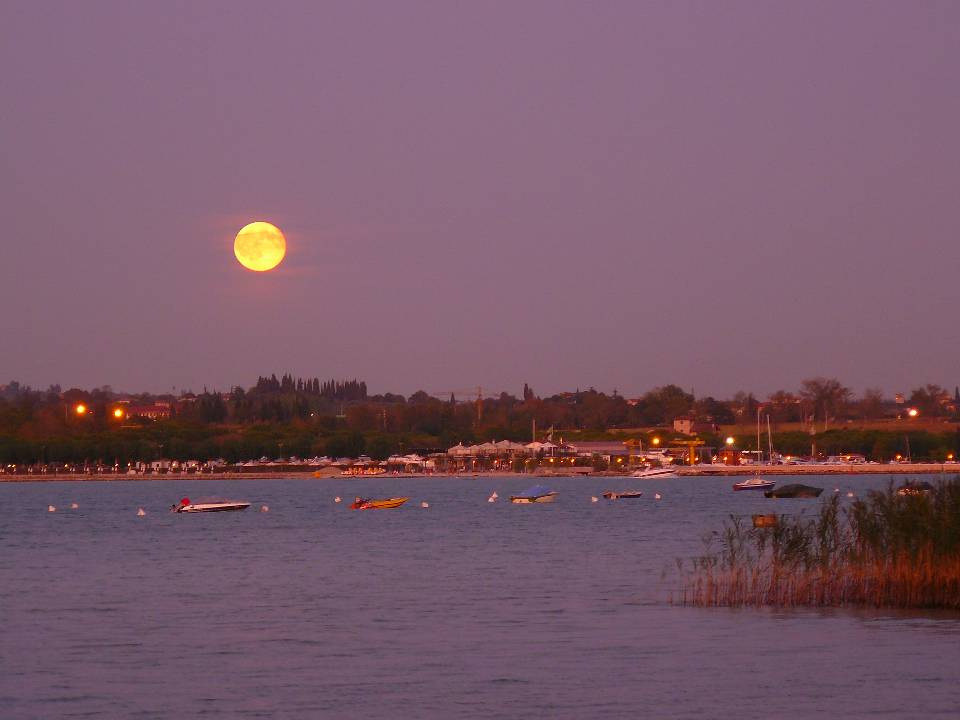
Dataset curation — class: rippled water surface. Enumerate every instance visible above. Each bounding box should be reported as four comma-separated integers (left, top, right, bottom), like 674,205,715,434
2,474,959,718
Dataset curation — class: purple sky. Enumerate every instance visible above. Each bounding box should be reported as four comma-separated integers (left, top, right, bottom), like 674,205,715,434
2,1,958,399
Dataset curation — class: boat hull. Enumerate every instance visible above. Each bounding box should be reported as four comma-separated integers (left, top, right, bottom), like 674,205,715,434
174,502,250,513
631,469,677,479
733,479,776,491
602,491,643,499
351,497,409,510
509,493,557,504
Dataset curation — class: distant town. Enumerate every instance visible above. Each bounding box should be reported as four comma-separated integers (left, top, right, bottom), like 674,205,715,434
1,375,959,476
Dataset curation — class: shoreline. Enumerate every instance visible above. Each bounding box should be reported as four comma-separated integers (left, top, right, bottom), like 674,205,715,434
1,463,957,483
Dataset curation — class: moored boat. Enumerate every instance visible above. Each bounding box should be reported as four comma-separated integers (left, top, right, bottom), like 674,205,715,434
171,497,251,513
752,513,779,528
631,467,677,479
510,484,558,504
733,477,776,492
896,481,934,496
350,496,408,510
602,490,643,499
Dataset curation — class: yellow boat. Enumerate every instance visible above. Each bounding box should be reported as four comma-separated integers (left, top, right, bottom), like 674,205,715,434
350,496,409,510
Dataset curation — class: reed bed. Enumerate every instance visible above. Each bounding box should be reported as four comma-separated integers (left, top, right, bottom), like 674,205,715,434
680,479,960,609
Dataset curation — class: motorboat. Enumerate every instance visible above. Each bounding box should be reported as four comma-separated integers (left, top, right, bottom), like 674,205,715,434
510,485,558,504
631,467,677,479
764,484,823,498
602,489,643,499
171,497,251,513
896,481,934,496
732,477,776,492
350,496,409,510
733,410,777,493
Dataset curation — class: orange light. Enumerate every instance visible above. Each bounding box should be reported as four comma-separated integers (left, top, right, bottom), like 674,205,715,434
725,436,735,446
948,454,955,460
113,408,125,419
652,437,660,446
907,408,919,418
75,404,87,415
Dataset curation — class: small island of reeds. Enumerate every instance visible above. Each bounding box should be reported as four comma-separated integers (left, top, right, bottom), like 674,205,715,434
681,479,960,609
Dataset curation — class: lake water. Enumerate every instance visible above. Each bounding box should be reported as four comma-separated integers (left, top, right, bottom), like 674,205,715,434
2,474,958,719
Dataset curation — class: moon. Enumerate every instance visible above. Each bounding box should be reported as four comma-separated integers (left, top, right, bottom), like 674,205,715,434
234,221,286,271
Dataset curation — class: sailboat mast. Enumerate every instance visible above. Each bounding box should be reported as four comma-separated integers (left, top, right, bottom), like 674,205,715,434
757,406,762,464
767,415,773,464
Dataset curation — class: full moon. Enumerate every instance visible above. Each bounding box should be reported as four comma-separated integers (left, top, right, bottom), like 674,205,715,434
234,221,286,271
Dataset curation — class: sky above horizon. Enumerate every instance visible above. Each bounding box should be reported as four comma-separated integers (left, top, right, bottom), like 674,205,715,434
2,1,959,400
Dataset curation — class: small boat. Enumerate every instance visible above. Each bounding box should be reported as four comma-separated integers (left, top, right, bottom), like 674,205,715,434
350,496,408,510
602,490,643,499
171,497,251,513
752,513,778,528
733,477,776,492
897,481,934,496
509,484,558,504
631,467,677,479
764,484,823,499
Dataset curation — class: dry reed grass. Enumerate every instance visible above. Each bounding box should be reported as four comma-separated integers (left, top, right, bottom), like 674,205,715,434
680,479,960,609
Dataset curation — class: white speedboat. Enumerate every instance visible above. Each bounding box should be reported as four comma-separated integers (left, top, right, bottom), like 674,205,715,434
631,467,677,479
732,477,775,492
171,497,251,513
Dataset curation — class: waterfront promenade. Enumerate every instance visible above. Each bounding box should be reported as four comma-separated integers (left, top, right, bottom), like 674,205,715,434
2,463,957,482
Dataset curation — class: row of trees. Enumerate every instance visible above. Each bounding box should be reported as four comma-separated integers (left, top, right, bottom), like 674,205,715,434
1,376,958,464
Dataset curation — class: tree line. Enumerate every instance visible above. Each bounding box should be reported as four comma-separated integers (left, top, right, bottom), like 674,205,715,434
0,376,958,464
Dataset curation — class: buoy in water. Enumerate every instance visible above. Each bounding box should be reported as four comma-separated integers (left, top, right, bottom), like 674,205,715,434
136,507,146,517
334,496,342,503
70,502,79,510
260,505,269,512
487,494,497,503
834,488,840,493
654,493,662,500
420,501,429,508
590,496,598,503
47,505,56,513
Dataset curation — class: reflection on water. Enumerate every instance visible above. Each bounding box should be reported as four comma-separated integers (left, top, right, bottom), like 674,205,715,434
1,475,958,718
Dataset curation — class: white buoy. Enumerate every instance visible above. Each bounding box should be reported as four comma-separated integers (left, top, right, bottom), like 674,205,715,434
590,496,599,503
47,505,56,513
260,505,269,512
846,491,855,498
70,502,79,510
654,493,662,500
136,507,146,517
834,488,840,493
334,496,342,503
420,501,429,508
487,495,497,503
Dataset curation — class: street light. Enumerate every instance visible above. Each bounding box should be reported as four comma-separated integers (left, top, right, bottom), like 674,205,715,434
725,436,735,446
652,437,660,446
75,404,87,416
113,408,125,420
907,408,919,418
